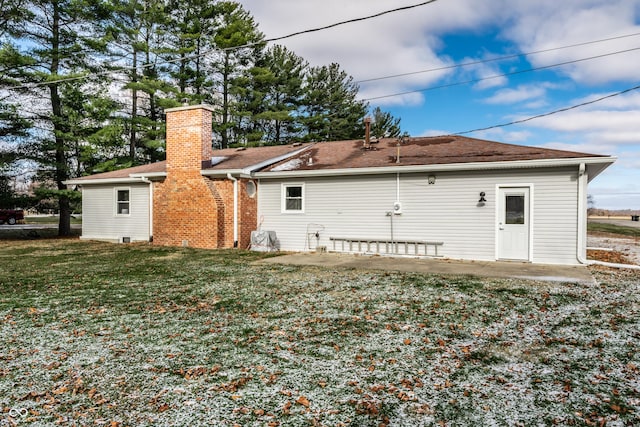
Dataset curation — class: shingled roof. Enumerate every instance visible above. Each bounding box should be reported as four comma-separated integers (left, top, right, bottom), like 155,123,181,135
69,136,611,183
70,161,167,181
262,136,607,172
70,143,311,181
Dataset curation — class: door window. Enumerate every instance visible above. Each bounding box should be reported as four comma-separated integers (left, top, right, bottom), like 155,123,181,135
505,194,525,224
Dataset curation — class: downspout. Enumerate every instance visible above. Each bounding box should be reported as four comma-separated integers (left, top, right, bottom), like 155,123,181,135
140,177,153,242
227,173,239,248
576,163,589,265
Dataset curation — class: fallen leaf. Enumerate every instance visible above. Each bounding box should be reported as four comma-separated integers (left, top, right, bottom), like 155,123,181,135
296,395,310,407
52,386,68,395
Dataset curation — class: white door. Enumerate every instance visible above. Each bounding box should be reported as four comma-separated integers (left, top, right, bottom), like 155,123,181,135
497,187,530,261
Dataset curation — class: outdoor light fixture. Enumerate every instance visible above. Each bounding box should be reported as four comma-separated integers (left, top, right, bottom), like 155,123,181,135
479,191,487,203
428,175,436,185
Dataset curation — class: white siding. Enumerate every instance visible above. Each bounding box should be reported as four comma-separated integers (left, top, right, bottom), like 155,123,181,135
257,167,580,265
81,184,151,242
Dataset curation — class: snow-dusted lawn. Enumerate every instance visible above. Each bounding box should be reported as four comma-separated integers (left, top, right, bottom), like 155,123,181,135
1,240,639,426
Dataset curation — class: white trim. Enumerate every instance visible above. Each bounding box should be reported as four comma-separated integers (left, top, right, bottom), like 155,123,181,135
114,187,131,217
129,172,167,179
65,177,148,186
281,183,305,214
495,184,534,262
254,156,615,179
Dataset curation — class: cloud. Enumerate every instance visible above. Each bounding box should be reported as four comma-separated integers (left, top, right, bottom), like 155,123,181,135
237,0,501,106
500,0,640,84
527,109,640,134
483,84,547,105
471,62,508,90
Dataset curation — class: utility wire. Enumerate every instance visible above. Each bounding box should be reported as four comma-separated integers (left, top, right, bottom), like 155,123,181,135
361,46,640,101
250,0,439,47
355,31,640,84
7,0,440,91
451,83,640,136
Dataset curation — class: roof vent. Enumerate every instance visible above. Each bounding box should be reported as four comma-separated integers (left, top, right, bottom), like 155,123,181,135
292,142,302,147
364,116,371,148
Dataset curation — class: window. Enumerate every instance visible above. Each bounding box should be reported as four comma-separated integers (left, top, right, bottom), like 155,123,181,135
282,184,304,213
116,189,130,215
505,194,525,224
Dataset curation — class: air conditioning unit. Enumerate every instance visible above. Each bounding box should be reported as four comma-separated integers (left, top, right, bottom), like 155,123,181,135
393,201,402,215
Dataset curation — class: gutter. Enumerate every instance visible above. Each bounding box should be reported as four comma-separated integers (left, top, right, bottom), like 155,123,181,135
63,177,150,186
577,163,588,265
129,172,166,179
252,156,616,179
227,173,239,248
139,177,154,241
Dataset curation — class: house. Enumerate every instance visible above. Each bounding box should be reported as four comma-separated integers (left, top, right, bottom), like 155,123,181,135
65,104,615,265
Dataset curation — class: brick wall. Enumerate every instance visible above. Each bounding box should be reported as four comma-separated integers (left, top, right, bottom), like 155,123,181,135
152,104,257,249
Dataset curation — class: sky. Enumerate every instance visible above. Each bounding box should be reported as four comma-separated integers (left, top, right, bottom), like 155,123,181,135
238,0,640,211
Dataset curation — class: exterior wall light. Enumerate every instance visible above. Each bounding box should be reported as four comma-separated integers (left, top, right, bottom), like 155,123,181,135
428,175,436,185
479,191,487,203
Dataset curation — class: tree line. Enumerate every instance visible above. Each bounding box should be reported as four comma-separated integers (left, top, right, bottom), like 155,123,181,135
0,0,402,234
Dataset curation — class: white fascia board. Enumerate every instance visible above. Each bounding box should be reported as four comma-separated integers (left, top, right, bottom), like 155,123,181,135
200,144,316,178
63,177,150,186
201,168,245,178
253,156,616,179
129,172,167,179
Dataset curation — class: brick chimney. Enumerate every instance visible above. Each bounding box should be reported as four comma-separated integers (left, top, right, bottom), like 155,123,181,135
165,104,215,172
153,104,228,249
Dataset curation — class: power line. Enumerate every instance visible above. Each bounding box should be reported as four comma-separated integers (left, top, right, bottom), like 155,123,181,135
7,0,440,91
355,31,640,84
255,0,439,47
451,83,640,136
361,46,640,101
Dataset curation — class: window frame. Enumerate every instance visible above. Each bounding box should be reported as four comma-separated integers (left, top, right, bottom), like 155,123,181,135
281,183,305,214
115,187,131,217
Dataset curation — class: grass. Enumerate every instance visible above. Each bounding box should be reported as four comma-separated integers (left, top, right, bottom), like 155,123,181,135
24,215,83,225
1,240,639,426
587,221,640,238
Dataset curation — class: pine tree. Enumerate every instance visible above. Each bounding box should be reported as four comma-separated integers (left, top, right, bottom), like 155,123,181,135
252,45,307,145
108,0,179,165
370,106,402,139
302,63,368,142
166,0,218,101
209,1,264,148
5,0,115,235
